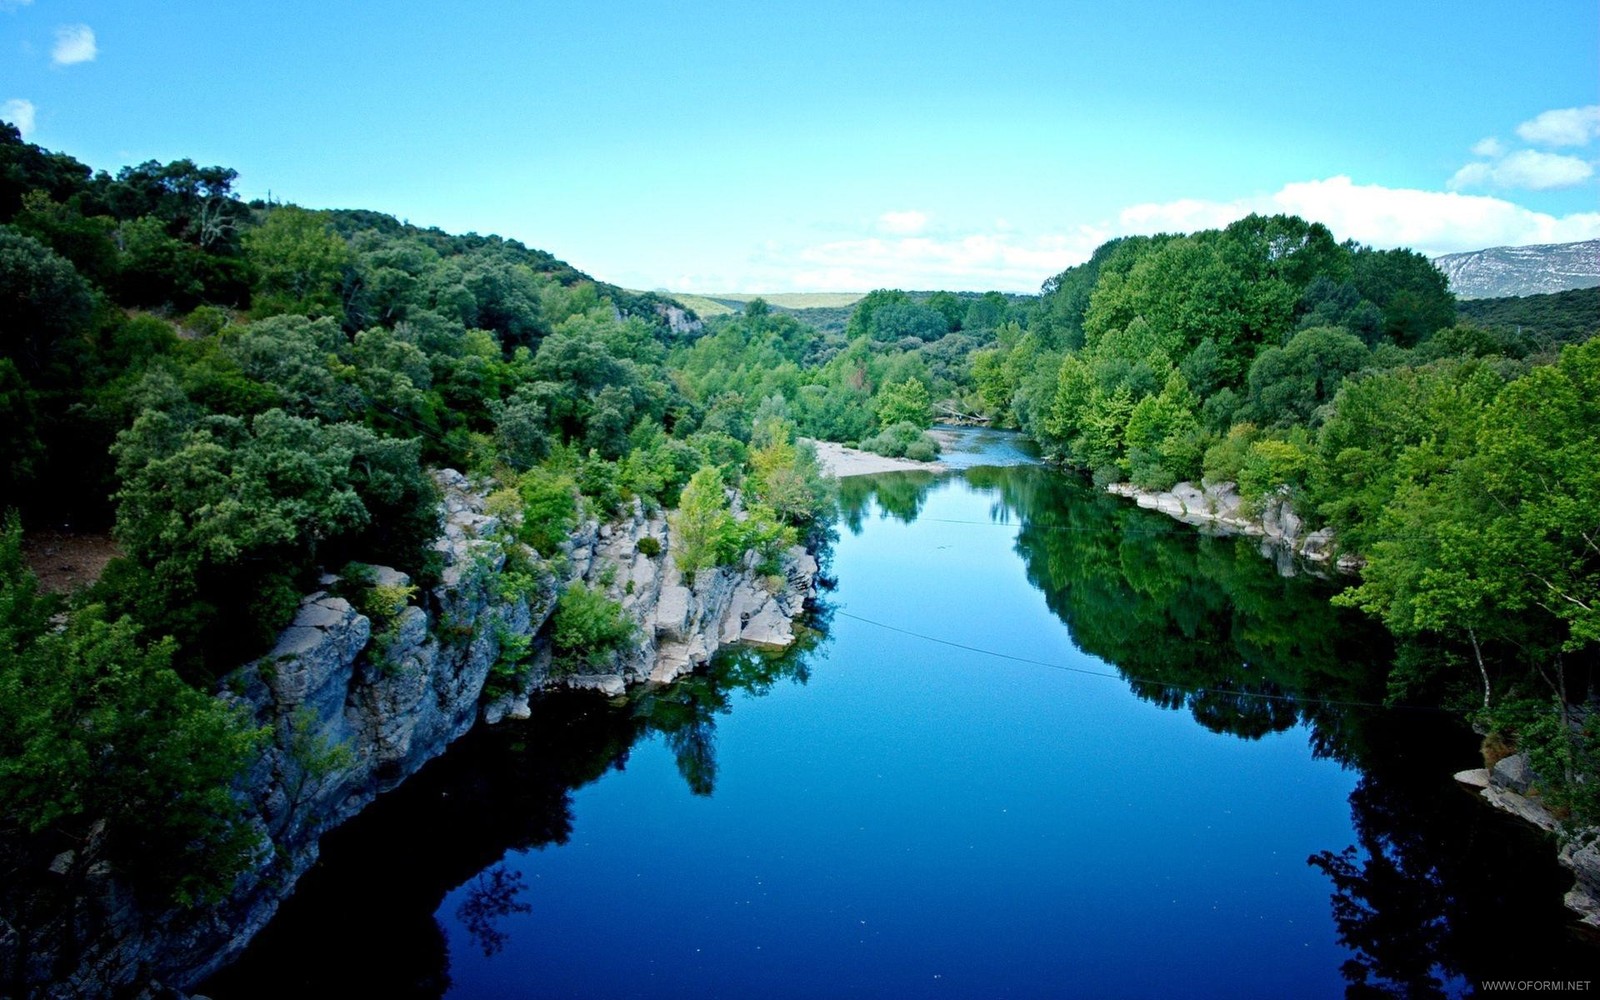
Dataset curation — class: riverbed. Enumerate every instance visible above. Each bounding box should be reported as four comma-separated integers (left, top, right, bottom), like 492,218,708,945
206,431,1597,998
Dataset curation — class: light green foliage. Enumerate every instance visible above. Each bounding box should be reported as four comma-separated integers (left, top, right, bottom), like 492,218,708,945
1201,422,1260,485
243,205,352,320
874,377,933,429
275,706,355,835
746,435,835,526
1309,359,1503,551
550,582,636,674
513,465,578,557
1124,370,1202,490
860,421,940,461
1235,434,1313,512
1332,344,1600,713
669,465,738,584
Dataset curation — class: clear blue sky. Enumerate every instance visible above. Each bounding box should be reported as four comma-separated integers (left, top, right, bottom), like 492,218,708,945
3,0,1597,291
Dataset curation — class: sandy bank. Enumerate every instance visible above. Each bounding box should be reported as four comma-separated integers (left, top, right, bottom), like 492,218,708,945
807,439,948,478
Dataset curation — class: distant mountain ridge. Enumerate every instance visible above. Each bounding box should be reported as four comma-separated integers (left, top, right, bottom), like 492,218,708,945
1432,239,1600,300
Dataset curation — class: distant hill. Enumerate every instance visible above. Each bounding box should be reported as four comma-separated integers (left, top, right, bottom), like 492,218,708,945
1432,239,1600,300
1457,286,1600,349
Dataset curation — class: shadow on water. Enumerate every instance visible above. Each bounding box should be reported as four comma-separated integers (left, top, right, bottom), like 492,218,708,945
202,628,826,999
992,464,1597,990
840,462,1598,989
209,454,1597,997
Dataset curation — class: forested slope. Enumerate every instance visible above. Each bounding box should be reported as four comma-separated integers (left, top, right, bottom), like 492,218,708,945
0,121,835,958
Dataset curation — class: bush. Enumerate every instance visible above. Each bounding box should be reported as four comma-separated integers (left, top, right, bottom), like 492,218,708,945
637,535,661,558
516,466,578,556
1202,423,1259,485
550,582,636,674
1236,436,1313,513
860,421,940,460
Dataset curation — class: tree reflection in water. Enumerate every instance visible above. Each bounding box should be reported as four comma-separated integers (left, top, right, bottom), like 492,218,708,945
203,627,824,999
981,464,1597,990
207,463,1596,998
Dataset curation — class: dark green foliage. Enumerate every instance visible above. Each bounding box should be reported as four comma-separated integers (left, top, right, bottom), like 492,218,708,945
0,226,95,380
1456,286,1600,352
0,518,266,911
1244,326,1369,426
0,122,94,220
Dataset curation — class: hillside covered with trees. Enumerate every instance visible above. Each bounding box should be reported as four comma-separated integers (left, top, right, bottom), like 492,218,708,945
0,122,840,941
3,119,1600,988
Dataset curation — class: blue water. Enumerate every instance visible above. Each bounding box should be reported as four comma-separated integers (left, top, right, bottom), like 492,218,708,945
440,478,1356,999
208,437,1595,999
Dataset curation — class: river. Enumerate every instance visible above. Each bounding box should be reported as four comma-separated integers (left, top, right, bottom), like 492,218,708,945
206,430,1597,998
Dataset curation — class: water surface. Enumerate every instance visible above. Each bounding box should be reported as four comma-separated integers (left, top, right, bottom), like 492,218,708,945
208,437,1596,998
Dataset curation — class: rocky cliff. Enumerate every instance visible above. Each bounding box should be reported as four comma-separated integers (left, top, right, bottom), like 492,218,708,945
35,469,819,998
1432,239,1600,300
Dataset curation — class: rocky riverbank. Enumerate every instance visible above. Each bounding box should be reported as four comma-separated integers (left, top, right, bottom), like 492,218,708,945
29,470,819,998
1104,480,1361,575
1455,758,1600,928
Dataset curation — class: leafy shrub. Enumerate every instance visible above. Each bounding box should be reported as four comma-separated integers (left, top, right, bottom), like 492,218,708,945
860,421,940,460
516,466,578,556
550,582,636,674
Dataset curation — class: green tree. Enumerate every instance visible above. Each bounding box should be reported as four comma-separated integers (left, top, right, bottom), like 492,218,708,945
669,465,737,584
874,377,933,429
244,205,352,319
0,519,265,909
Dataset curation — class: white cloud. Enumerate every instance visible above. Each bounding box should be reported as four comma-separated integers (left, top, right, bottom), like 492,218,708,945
1448,149,1594,191
1118,176,1600,257
51,24,96,66
877,210,929,235
1471,137,1505,158
786,226,1110,292
2,98,35,138
1516,105,1600,147
0,0,34,11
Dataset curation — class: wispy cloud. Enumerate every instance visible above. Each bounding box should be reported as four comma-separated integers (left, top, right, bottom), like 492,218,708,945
877,210,929,235
0,0,35,12
51,24,97,66
1471,137,1505,158
2,98,35,138
1448,149,1594,192
1120,176,1600,256
1516,105,1600,147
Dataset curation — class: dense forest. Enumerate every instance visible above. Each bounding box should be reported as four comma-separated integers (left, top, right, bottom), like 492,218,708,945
2,120,1599,978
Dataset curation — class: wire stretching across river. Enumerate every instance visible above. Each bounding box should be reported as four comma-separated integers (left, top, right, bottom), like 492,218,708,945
832,609,1444,714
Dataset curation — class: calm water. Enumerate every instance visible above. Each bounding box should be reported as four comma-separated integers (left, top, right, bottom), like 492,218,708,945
208,433,1596,998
